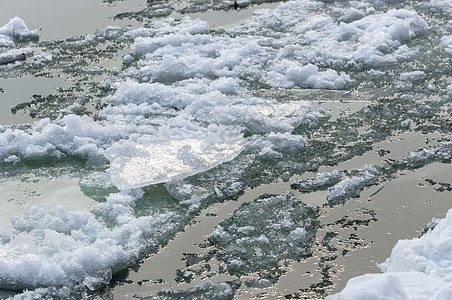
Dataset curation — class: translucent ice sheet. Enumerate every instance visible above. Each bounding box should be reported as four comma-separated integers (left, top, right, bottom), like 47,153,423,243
106,134,244,190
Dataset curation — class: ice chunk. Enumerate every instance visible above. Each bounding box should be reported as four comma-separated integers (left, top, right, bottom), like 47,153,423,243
327,271,452,300
339,8,366,23
327,165,379,205
250,132,306,158
0,17,38,43
105,127,244,190
267,62,351,89
0,115,119,162
387,142,452,170
380,209,452,276
0,190,179,292
292,169,343,192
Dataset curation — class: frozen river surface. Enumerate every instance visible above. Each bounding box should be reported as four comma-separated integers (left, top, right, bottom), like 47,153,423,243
0,0,451,299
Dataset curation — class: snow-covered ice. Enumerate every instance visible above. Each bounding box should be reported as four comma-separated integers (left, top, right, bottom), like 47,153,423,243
0,17,38,46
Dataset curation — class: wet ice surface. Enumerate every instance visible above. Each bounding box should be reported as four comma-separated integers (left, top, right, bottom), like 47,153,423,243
0,0,451,299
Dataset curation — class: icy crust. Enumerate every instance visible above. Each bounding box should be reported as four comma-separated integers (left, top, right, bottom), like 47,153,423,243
291,169,343,192
327,209,452,300
145,280,241,300
208,192,318,283
0,17,38,46
0,190,179,292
